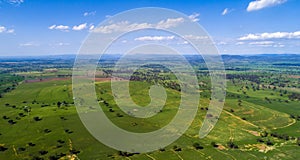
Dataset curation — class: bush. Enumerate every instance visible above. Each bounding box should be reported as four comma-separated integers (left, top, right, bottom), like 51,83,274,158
28,142,36,147
70,149,80,154
227,141,238,149
193,142,204,150
39,150,48,155
33,116,42,121
211,142,218,148
0,146,8,152
266,140,274,146
173,145,182,152
8,119,16,125
116,113,123,117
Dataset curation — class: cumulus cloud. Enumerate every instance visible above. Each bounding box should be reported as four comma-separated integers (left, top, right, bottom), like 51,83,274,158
247,0,287,12
134,36,175,41
0,26,15,34
91,17,185,33
83,11,96,16
156,17,185,28
188,13,200,22
48,25,69,31
238,31,300,40
72,23,87,31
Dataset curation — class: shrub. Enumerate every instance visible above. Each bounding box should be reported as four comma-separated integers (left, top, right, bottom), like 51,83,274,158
193,142,204,150
211,142,218,148
33,116,42,121
227,141,238,149
39,150,48,155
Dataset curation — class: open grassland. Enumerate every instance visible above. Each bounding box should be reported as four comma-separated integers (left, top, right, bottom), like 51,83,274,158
0,78,299,160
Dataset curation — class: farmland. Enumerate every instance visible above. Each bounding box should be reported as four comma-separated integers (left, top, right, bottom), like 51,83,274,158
0,54,299,160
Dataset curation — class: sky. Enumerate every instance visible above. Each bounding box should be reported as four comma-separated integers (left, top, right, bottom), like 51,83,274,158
0,0,299,56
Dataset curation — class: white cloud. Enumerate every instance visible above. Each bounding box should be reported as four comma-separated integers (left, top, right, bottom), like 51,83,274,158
239,31,300,40
48,25,69,31
20,42,39,47
235,42,245,45
91,17,185,33
105,15,112,18
249,41,274,45
134,36,175,41
55,25,69,30
57,42,70,46
72,23,87,31
222,8,229,15
0,26,15,34
83,11,96,16
7,0,24,5
156,17,184,28
89,25,95,30
48,25,56,30
183,35,209,40
248,41,286,47
247,0,287,12
91,21,151,33
274,44,285,47
217,41,227,45
188,13,200,22
49,42,70,47
0,26,6,33
7,29,14,33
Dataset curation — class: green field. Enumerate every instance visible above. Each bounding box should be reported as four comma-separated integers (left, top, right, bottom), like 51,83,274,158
0,77,299,160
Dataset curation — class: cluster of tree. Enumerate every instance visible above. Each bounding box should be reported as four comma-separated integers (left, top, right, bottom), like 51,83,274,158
288,93,300,101
64,129,73,134
57,101,71,108
270,132,290,141
227,74,261,83
227,141,238,149
118,151,139,157
290,114,300,121
256,138,274,146
173,145,182,152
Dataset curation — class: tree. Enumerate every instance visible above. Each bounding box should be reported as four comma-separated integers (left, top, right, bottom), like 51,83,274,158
227,141,238,149
57,101,62,108
211,142,218,148
193,142,204,150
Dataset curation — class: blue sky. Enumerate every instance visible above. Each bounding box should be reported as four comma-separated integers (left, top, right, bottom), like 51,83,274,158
0,0,299,56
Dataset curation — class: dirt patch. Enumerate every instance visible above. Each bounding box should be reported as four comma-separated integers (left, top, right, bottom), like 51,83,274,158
248,130,260,136
242,109,254,115
217,145,226,150
288,75,300,79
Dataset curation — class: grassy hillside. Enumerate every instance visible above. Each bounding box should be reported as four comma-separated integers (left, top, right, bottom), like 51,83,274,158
0,79,299,160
